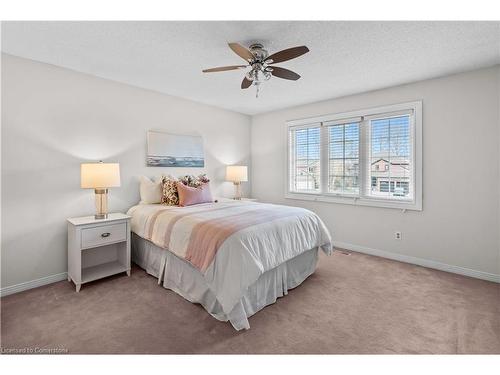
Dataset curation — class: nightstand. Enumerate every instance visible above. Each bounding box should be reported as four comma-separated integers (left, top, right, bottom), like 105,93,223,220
67,213,131,292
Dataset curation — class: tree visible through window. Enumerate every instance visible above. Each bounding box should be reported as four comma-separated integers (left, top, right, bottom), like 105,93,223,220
328,122,359,194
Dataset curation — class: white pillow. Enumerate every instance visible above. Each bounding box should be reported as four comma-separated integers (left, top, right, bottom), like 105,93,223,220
139,176,162,204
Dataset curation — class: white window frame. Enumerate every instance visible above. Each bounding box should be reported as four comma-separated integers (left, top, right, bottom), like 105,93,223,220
285,101,423,211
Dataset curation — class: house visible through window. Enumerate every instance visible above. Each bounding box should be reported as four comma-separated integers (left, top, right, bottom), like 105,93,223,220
287,101,422,210
368,115,412,200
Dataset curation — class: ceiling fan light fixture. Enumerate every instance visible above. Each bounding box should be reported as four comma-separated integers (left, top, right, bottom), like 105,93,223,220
202,42,309,97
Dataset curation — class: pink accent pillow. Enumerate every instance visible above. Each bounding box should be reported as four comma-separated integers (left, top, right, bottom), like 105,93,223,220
177,182,213,207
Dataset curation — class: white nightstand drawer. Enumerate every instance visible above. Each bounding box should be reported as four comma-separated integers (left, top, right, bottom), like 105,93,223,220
81,222,127,249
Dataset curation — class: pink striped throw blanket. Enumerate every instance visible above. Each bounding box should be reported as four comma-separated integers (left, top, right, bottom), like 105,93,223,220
185,207,301,271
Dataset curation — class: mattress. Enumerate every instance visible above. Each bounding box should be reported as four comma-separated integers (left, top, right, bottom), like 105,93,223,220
132,233,320,330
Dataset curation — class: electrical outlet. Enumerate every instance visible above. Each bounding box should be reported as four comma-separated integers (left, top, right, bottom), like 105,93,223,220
395,231,402,240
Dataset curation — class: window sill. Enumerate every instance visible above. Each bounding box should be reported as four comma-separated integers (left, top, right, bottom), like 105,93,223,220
285,192,422,211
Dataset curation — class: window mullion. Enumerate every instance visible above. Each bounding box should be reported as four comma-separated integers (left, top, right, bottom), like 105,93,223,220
342,125,346,194
320,123,329,195
359,117,367,199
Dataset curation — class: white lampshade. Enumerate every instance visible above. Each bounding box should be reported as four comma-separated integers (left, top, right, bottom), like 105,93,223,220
226,165,248,183
81,162,121,189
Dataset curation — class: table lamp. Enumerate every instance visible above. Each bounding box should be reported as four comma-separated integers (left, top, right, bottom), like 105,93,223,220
226,165,248,200
81,161,121,219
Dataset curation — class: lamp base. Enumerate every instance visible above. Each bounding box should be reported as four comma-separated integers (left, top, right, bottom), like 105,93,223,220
94,188,109,219
233,182,242,200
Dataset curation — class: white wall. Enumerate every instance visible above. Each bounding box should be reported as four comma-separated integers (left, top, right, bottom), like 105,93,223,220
1,54,251,288
251,66,500,278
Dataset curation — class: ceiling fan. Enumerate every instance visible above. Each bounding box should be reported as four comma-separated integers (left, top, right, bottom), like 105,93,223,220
202,42,309,97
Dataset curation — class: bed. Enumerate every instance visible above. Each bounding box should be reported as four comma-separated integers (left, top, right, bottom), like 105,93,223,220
127,199,332,330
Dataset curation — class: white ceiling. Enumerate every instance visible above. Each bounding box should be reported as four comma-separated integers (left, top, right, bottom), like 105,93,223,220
2,21,500,115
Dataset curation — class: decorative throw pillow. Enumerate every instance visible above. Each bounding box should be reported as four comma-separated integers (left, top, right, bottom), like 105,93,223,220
177,181,213,207
139,176,162,204
178,174,210,188
197,174,210,184
161,175,179,206
161,174,211,206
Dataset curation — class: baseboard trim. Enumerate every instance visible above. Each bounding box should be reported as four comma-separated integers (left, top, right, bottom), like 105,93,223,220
1,243,498,297
334,241,500,283
0,272,68,297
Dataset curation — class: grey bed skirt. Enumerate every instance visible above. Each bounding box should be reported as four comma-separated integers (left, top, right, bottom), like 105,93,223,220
131,233,319,330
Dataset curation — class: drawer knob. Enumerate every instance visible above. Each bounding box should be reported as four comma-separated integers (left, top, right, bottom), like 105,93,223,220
101,232,111,238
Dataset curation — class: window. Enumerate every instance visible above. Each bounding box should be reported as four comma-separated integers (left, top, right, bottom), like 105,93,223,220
367,114,412,200
327,122,360,195
286,101,422,210
288,126,321,192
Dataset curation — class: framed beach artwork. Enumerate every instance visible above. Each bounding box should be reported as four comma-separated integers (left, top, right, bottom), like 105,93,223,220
147,130,205,167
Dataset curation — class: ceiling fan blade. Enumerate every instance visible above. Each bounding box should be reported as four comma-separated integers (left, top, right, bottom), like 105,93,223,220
228,43,254,62
202,65,247,73
267,46,309,64
241,77,252,89
269,66,301,80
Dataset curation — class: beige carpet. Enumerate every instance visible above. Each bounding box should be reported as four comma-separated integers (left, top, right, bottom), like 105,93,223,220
1,250,499,354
